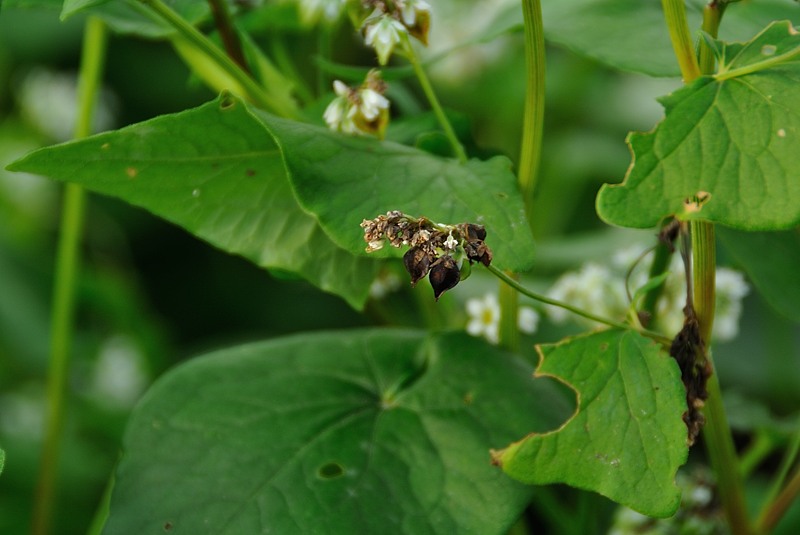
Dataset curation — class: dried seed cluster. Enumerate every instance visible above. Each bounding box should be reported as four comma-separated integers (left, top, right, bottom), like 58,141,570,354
669,306,712,446
360,211,492,300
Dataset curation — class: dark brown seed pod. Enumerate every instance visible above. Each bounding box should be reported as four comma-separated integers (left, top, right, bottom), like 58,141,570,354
465,223,487,241
429,255,460,300
403,246,431,286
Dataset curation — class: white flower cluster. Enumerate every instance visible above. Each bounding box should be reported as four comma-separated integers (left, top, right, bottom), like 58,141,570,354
547,245,750,341
323,71,390,137
362,0,431,65
465,293,539,345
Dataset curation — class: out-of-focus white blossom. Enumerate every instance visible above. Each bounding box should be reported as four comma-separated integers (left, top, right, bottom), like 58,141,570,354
466,293,501,344
296,0,346,25
369,270,402,299
547,263,627,326
466,294,540,344
518,306,540,334
90,335,149,408
549,244,750,341
17,67,117,142
713,268,750,342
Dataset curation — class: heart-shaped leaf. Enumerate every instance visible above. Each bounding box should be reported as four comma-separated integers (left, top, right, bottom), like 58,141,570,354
254,112,536,273
7,95,378,309
102,329,570,534
597,22,800,231
493,330,687,518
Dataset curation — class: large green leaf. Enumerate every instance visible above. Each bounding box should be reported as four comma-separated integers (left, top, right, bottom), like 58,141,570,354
255,112,536,273
7,95,378,309
61,0,215,38
102,329,570,534
534,0,800,77
493,330,687,518
597,22,800,230
719,226,800,321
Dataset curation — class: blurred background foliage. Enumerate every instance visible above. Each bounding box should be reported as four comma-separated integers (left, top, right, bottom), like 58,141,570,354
0,1,797,534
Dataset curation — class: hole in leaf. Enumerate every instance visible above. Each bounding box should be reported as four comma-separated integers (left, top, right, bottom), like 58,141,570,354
318,462,345,479
761,44,777,56
219,94,236,110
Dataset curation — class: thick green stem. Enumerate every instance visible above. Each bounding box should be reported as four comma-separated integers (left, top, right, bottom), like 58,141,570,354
31,17,107,535
693,223,751,534
498,271,520,351
139,0,296,116
486,265,671,346
518,0,545,229
661,0,701,81
401,36,467,163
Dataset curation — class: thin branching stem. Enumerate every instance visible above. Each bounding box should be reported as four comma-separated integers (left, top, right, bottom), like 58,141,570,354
486,265,672,347
400,35,467,163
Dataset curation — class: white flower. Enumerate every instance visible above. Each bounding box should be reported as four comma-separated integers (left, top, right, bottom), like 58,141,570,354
444,232,458,251
369,270,402,299
466,293,501,344
546,263,627,326
323,80,358,133
518,306,540,334
364,14,408,65
359,88,389,121
323,77,390,136
398,0,431,27
713,268,750,342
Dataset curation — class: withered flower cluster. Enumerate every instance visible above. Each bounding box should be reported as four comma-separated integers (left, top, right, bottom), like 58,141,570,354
669,306,712,447
360,211,492,300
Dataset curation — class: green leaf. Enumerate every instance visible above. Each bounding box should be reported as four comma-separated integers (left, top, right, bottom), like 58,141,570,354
0,448,5,476
7,95,378,309
597,22,800,230
103,329,570,534
493,330,687,518
533,0,800,77
62,0,213,38
718,226,800,321
254,112,536,273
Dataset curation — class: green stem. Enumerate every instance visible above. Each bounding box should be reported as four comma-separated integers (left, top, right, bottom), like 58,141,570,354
486,264,671,346
640,236,674,328
401,35,467,163
31,17,107,535
739,432,777,479
759,465,800,533
661,0,701,81
518,0,545,230
207,0,250,73
498,271,520,351
758,420,800,532
693,222,751,534
139,0,294,116
698,2,723,74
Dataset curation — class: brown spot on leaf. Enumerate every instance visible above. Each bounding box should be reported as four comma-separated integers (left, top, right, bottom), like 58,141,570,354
125,167,137,178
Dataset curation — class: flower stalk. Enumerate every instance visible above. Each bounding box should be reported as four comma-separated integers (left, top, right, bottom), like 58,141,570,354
31,17,107,535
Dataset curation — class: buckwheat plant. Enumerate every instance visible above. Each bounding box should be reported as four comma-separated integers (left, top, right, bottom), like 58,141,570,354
4,1,799,535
